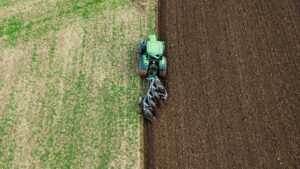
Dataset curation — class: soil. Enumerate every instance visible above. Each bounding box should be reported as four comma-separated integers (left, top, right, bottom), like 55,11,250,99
144,0,300,168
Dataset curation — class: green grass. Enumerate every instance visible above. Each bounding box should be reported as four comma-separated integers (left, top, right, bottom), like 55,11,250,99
0,0,9,7
0,0,157,168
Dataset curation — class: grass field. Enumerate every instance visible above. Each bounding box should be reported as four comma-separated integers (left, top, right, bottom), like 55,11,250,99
0,0,157,168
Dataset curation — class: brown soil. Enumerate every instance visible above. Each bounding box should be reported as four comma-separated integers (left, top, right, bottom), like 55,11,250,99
145,0,300,168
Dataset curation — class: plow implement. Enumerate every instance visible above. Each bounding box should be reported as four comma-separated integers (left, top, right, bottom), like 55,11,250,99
141,75,168,120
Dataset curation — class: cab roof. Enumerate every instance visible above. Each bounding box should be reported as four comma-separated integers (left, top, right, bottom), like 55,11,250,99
147,35,165,56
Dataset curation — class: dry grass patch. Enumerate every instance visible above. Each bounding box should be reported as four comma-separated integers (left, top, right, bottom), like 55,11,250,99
0,0,60,21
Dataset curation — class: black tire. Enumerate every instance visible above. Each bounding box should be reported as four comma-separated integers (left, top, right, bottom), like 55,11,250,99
159,70,167,78
138,69,147,77
140,41,147,55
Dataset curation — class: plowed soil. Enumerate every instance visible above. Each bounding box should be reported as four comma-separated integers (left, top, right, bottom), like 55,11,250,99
145,0,300,168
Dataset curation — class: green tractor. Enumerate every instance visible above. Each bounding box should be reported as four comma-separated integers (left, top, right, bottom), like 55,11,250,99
139,35,167,78
138,35,168,120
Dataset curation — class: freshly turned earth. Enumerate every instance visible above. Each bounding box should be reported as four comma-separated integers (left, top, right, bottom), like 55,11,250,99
145,0,300,168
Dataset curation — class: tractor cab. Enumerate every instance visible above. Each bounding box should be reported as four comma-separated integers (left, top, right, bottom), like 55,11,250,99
146,35,165,58
139,35,167,78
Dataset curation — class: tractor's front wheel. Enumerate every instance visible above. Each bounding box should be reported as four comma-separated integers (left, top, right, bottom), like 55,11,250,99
139,41,147,55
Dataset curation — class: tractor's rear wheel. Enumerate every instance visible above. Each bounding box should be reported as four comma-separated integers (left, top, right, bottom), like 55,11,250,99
138,69,148,77
159,70,167,78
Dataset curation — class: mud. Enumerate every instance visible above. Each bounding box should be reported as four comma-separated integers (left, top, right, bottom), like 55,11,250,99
145,0,300,168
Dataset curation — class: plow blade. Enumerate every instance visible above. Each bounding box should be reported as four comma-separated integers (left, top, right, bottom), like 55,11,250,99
141,75,168,120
